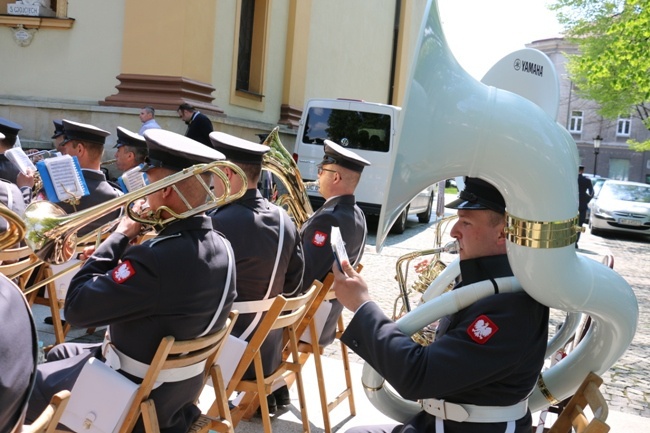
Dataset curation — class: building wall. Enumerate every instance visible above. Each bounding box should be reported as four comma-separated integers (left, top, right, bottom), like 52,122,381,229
0,0,124,102
303,0,396,103
1,0,426,153
529,38,650,184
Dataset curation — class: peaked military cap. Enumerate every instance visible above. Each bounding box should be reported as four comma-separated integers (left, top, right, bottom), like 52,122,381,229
114,126,146,149
62,119,110,145
321,140,371,173
51,120,64,139
0,117,22,140
209,131,269,164
446,177,506,214
142,129,225,172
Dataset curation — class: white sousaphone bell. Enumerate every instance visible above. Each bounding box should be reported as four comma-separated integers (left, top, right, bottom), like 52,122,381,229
365,0,638,422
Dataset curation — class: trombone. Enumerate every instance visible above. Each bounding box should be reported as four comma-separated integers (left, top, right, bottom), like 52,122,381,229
23,160,248,265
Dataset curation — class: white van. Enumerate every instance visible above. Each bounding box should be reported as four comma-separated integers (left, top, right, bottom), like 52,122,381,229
293,98,435,233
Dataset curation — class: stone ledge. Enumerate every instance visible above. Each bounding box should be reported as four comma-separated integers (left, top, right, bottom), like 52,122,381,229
0,14,74,29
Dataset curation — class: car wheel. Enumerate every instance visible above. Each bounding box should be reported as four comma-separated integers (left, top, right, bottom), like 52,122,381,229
589,219,602,237
391,206,409,234
417,192,434,223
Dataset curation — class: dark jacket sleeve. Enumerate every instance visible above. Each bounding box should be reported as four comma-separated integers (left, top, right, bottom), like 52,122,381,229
342,293,548,405
64,232,159,327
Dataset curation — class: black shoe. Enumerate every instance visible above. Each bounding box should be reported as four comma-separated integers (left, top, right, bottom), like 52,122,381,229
44,316,66,326
273,385,291,406
261,393,277,415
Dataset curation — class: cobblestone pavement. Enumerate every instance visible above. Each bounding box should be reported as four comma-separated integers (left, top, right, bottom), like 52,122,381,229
324,201,650,419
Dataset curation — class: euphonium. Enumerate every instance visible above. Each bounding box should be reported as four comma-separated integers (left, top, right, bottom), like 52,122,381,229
260,126,314,227
393,239,459,346
23,160,247,265
364,0,638,422
0,204,26,250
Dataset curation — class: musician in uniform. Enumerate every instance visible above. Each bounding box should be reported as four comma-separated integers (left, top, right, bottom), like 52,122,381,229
333,177,549,433
0,176,27,234
52,120,123,234
114,126,148,174
0,274,37,433
0,117,23,184
25,129,238,433
208,131,306,411
0,131,27,229
301,140,370,347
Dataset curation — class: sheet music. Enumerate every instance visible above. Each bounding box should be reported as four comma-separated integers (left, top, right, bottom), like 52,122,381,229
4,147,36,175
44,156,85,201
123,165,147,192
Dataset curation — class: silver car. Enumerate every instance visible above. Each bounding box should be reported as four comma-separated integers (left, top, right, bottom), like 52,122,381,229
588,180,650,236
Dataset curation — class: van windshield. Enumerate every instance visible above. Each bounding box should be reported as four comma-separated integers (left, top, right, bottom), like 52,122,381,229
302,107,390,152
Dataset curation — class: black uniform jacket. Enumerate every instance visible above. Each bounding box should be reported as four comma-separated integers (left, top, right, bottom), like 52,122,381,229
342,254,549,433
27,216,237,433
0,275,37,433
300,194,366,346
211,188,305,377
0,154,20,185
54,169,122,236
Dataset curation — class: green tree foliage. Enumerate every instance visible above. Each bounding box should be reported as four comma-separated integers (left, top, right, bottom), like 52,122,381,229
551,0,650,150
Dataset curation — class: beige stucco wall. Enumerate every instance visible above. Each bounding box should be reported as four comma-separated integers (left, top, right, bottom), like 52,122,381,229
210,0,291,129
121,0,216,82
0,0,124,102
303,0,396,104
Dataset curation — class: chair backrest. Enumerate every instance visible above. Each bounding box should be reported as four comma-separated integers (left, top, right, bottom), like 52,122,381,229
20,390,71,433
224,280,324,396
118,311,238,433
548,372,609,433
294,264,363,341
0,246,39,291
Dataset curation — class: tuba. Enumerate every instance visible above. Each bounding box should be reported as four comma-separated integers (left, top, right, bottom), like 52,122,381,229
260,126,314,227
23,160,247,265
364,0,638,421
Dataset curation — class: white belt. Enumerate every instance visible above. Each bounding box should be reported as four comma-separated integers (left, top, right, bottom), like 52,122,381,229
421,398,528,423
102,342,205,388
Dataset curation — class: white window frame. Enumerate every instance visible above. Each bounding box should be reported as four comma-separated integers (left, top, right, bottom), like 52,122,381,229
617,116,631,137
568,110,583,133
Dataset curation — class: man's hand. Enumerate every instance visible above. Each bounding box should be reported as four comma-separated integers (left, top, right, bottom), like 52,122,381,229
115,199,146,241
78,245,96,261
414,258,430,274
332,259,371,312
17,170,35,189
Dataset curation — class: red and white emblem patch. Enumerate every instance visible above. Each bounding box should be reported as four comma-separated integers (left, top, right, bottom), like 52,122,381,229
467,315,499,344
312,230,328,247
112,260,136,283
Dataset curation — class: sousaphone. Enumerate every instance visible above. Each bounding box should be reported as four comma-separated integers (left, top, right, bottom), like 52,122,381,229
365,0,638,421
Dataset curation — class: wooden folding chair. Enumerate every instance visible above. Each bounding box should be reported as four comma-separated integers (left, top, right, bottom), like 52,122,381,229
104,311,239,433
208,280,326,433
546,372,610,433
21,390,71,433
0,245,40,292
287,264,363,433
